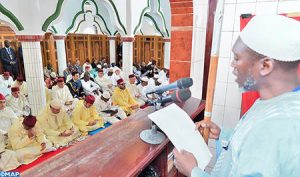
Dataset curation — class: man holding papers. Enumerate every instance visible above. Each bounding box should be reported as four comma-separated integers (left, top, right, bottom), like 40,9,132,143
173,15,300,176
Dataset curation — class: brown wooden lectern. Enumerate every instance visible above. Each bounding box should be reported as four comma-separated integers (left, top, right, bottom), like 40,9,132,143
22,97,205,177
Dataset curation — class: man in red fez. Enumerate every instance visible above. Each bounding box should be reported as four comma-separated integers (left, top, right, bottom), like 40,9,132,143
8,114,53,164
6,86,30,117
112,78,139,115
72,95,104,135
0,72,14,88
13,75,28,97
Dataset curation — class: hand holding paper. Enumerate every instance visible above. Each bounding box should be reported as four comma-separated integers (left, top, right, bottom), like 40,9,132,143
148,103,212,170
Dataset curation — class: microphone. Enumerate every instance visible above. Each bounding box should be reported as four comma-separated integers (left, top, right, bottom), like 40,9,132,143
146,78,193,95
157,89,191,106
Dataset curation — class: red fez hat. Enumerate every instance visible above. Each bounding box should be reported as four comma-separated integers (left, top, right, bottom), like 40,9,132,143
11,87,20,92
98,69,103,73
117,78,125,85
128,74,135,78
23,115,37,128
16,75,24,82
3,72,10,77
0,93,5,101
85,65,91,69
85,95,95,104
57,77,64,83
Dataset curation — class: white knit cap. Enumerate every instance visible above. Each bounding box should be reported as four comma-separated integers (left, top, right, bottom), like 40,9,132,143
50,72,57,78
50,99,62,109
141,77,149,82
102,91,111,99
97,64,102,69
154,74,159,79
240,14,300,62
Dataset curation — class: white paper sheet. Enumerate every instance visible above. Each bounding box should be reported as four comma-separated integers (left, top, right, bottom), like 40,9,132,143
148,103,212,170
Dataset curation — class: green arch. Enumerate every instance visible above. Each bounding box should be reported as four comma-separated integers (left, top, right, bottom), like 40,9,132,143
0,3,24,31
42,0,64,32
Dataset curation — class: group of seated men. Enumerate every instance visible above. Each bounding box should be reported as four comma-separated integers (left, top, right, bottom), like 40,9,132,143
0,59,169,171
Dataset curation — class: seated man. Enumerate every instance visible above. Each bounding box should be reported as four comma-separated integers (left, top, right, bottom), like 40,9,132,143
0,93,18,145
13,75,28,97
37,99,80,148
81,72,100,96
0,72,14,88
72,95,104,136
137,77,152,101
112,78,139,116
66,71,84,99
94,91,127,124
6,87,30,117
8,115,53,164
0,134,20,171
95,69,114,94
126,74,145,106
52,77,77,114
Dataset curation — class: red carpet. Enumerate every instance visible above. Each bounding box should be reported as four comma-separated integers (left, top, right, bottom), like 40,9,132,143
12,147,69,173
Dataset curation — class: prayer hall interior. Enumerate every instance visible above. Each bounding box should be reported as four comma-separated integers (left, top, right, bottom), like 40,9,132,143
0,0,299,176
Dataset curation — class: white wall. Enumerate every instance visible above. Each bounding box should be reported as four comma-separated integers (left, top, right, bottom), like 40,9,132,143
203,0,300,171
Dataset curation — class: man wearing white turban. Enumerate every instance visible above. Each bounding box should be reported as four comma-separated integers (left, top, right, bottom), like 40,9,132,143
173,15,300,177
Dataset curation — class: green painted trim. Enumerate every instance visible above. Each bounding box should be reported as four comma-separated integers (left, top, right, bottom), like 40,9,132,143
0,3,24,31
107,0,127,35
114,30,118,35
65,11,84,34
94,18,105,34
133,0,150,35
42,0,64,32
157,0,169,37
74,14,86,33
66,0,112,35
49,29,55,33
140,29,144,35
144,13,164,37
51,26,58,34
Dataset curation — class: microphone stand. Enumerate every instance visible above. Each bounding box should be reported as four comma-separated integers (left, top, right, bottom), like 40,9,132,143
140,94,166,145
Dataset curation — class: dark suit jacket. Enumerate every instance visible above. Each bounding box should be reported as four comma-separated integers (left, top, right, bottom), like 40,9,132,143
0,47,18,73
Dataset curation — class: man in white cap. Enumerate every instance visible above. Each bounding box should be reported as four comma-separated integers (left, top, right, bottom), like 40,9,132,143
173,15,300,177
137,77,152,101
6,87,30,117
94,91,127,124
37,99,80,148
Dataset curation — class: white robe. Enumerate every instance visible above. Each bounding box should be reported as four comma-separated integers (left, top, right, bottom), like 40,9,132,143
94,96,126,124
13,81,28,97
0,135,20,171
52,85,77,115
6,95,30,117
126,83,145,106
81,79,100,96
0,75,14,88
94,75,114,93
0,107,18,136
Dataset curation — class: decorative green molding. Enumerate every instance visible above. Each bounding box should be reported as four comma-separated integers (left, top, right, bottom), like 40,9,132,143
107,0,127,35
74,14,86,33
157,0,169,37
51,26,58,34
133,0,150,35
66,0,111,35
0,3,24,31
140,29,144,35
94,18,105,34
133,0,170,37
42,0,64,32
144,14,164,37
65,11,83,34
114,30,118,35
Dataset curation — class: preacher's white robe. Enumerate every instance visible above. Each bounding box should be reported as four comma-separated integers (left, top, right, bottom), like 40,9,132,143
6,95,30,117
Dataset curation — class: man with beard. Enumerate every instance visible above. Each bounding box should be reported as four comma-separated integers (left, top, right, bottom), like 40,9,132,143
112,78,139,116
173,15,300,177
